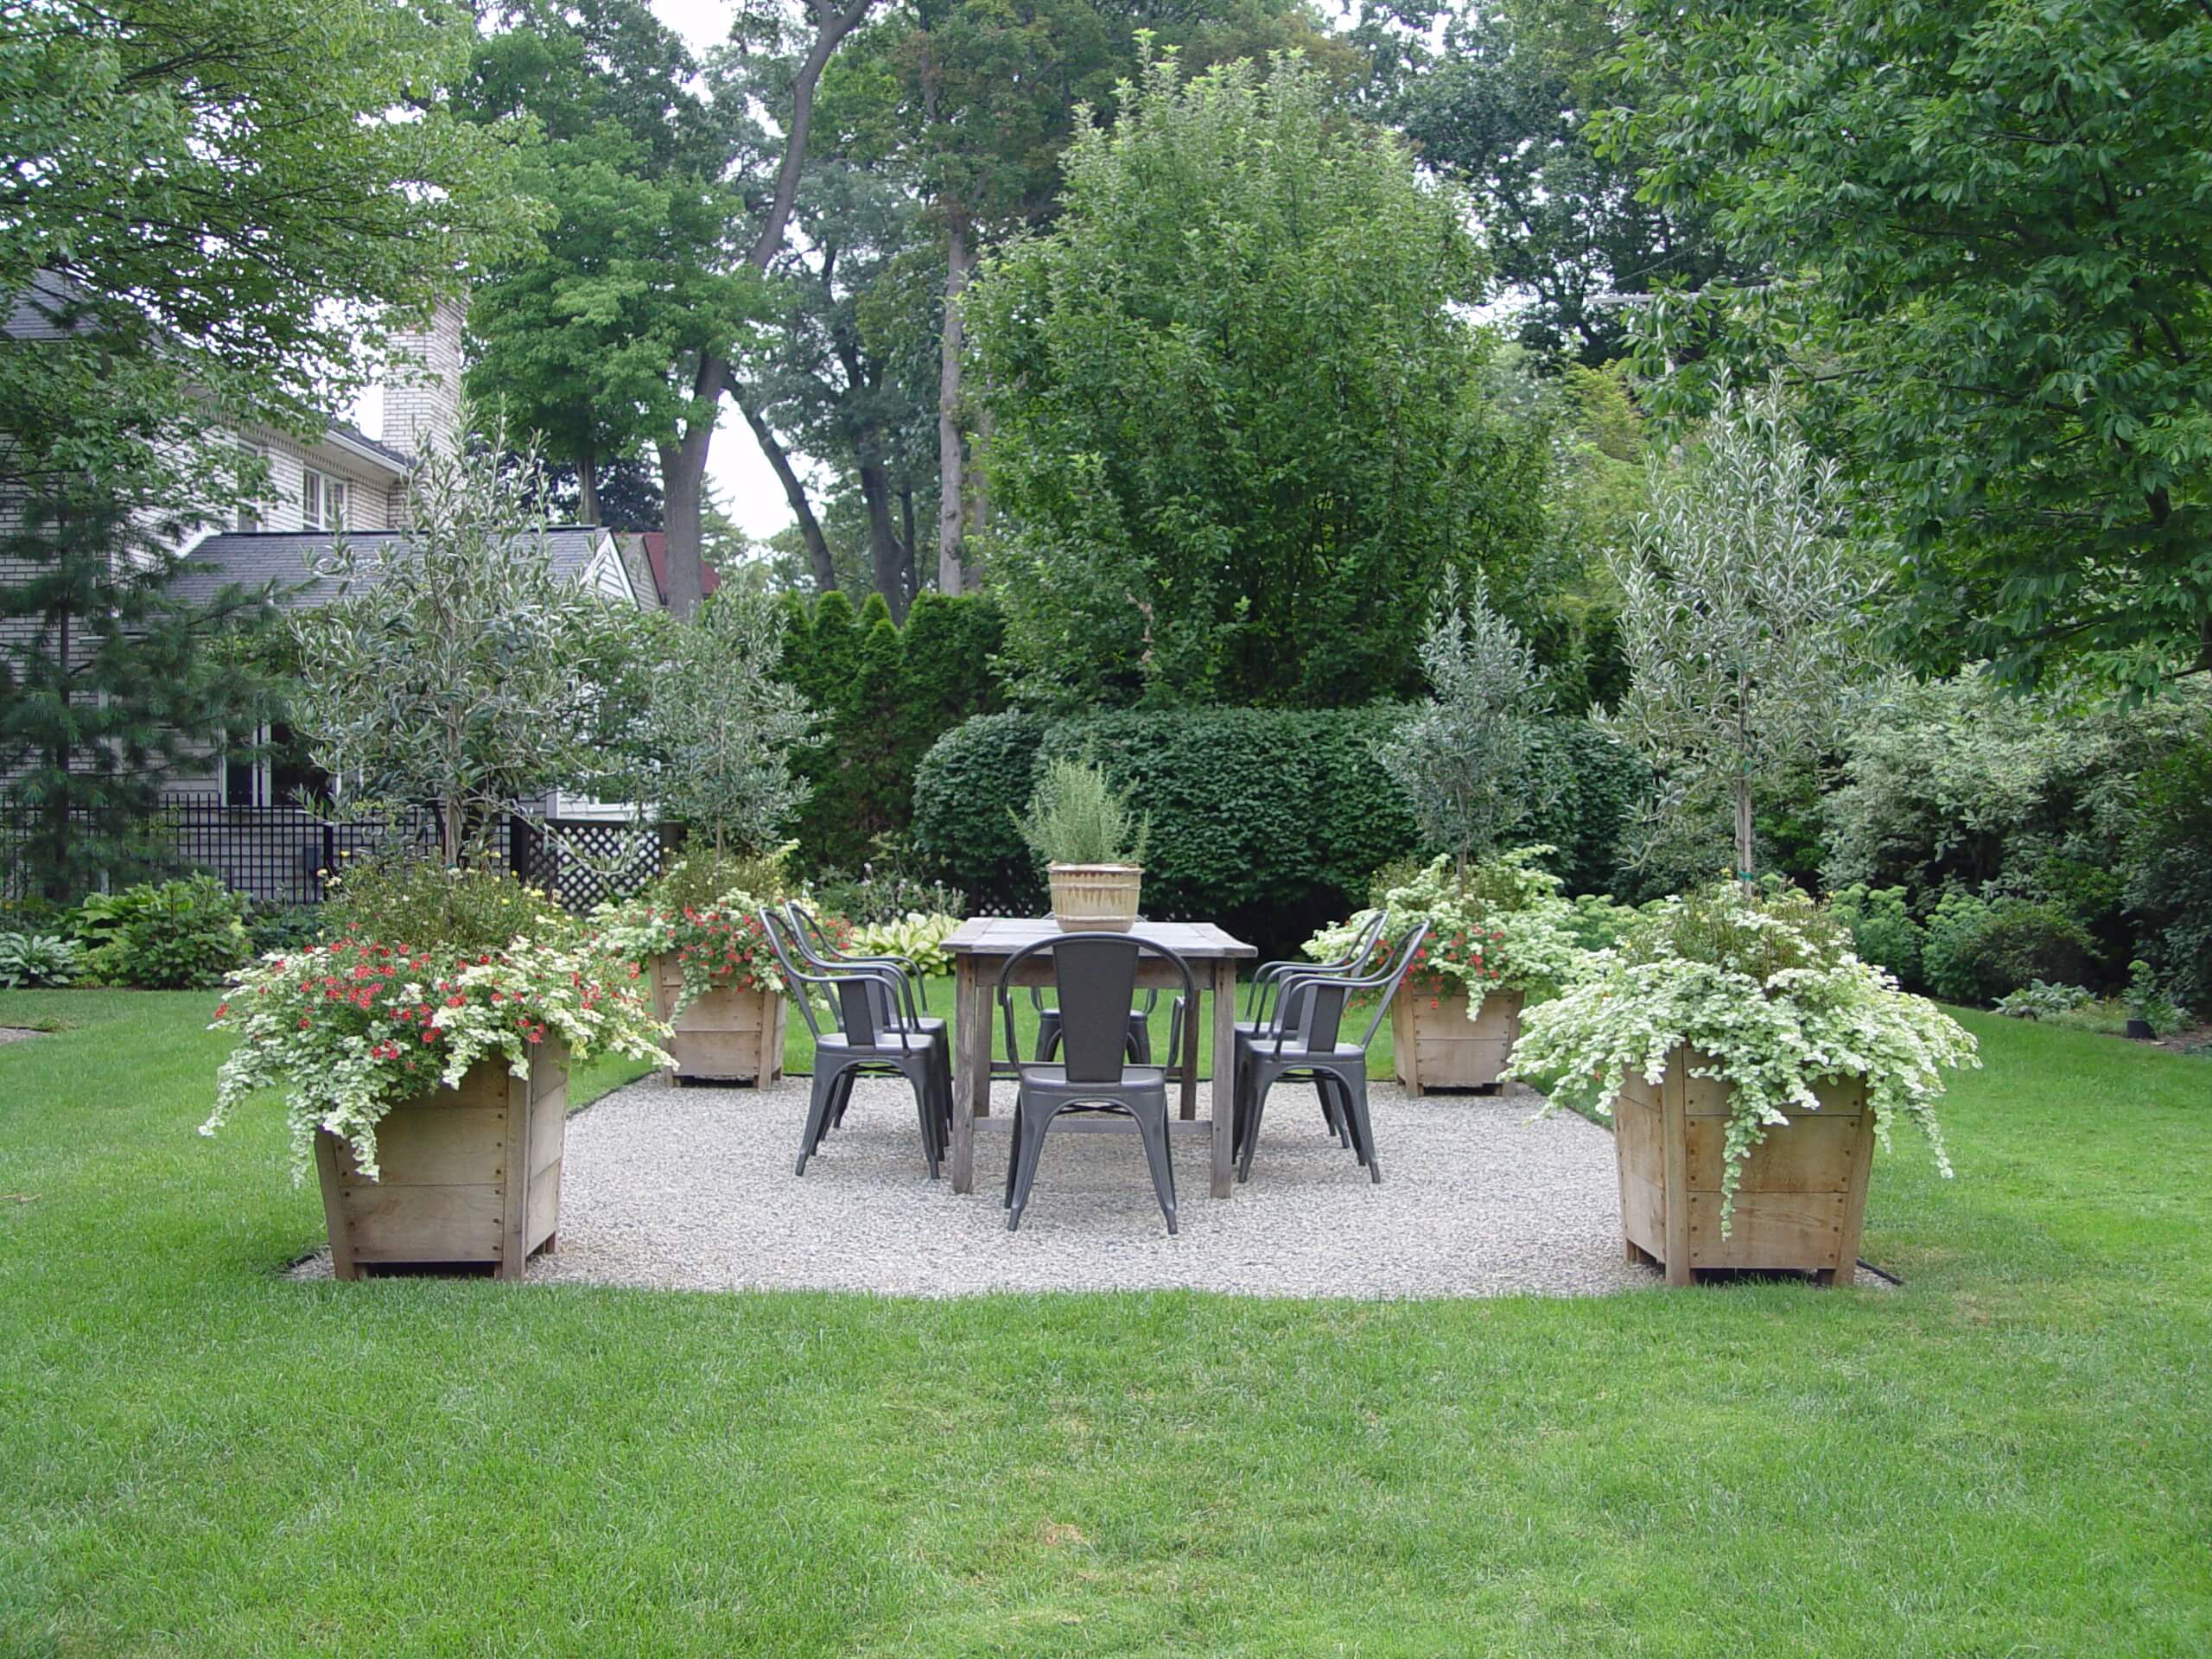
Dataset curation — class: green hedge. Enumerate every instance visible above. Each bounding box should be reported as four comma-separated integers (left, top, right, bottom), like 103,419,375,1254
777,590,1007,872
912,707,1647,957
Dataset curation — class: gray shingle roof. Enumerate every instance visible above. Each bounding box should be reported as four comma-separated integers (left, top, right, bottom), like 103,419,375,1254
168,528,612,610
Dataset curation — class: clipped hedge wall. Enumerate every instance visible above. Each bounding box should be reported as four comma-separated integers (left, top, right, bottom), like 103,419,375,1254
912,706,1646,957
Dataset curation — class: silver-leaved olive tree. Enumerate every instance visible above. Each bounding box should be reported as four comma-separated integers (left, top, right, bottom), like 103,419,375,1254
637,591,817,857
1601,382,1872,886
289,427,643,863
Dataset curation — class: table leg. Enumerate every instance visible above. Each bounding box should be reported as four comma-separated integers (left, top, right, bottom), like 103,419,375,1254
1211,958,1236,1198
1178,974,1200,1120
951,954,989,1193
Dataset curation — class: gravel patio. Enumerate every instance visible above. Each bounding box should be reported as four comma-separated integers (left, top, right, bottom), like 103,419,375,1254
469,1072,1673,1297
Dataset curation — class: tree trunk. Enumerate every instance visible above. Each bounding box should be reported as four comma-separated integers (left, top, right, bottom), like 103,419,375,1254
899,486,918,586
859,460,910,621
577,448,599,527
737,396,837,595
658,422,713,617
1734,669,1755,889
658,0,880,608
937,214,973,594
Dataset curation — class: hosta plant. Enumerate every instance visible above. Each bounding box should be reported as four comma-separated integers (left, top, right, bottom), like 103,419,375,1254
202,932,670,1178
0,931,79,988
849,912,962,978
1306,848,1584,1016
1504,881,1976,1224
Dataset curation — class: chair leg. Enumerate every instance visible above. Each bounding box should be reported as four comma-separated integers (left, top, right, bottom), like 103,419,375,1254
1237,1069,1274,1184
1037,1010,1062,1064
796,1065,848,1175
1134,1105,1177,1235
906,1059,942,1180
1337,1072,1381,1184
1007,1100,1054,1230
1003,1088,1023,1209
1315,1074,1344,1140
828,1067,856,1130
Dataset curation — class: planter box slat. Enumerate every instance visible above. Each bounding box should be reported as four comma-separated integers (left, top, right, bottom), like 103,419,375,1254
1391,989,1523,1093
1614,1047,1872,1286
314,1040,567,1281
647,957,784,1085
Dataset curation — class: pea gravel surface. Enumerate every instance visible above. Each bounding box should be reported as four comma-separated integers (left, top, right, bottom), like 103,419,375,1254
518,1071,1675,1299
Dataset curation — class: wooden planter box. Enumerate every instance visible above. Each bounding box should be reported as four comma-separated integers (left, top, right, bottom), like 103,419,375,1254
647,954,785,1085
1614,1047,1873,1287
1391,988,1524,1093
312,1040,568,1281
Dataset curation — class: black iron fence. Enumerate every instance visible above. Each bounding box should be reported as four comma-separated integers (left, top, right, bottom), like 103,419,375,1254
2,798,672,913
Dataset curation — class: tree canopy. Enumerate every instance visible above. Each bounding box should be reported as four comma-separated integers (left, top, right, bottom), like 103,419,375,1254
1620,0,2212,694
968,51,1547,708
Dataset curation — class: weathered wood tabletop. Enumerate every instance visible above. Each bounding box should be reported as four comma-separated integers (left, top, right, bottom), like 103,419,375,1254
942,917,1257,1198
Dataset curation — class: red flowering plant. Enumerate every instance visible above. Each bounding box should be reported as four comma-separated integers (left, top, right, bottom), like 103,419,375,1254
201,932,671,1178
200,862,671,1177
588,849,847,1015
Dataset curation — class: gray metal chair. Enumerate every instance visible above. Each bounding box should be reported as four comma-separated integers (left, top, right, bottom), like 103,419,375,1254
1032,986,1157,1065
997,933,1196,1235
1233,921,1429,1185
784,899,948,1065
761,908,950,1179
1227,909,1393,1147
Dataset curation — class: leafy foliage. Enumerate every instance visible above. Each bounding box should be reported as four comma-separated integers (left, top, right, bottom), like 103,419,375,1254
2123,734,2212,1010
1922,893,2101,1009
969,52,1548,707
1602,383,1872,880
1993,981,2094,1022
288,433,643,863
72,875,250,990
1379,573,1552,870
848,911,963,978
1307,848,1583,1010
321,857,575,959
2124,959,2188,1038
1824,885,1923,990
204,933,669,1177
1507,881,1977,1224
1017,757,1149,868
1621,0,2212,690
0,931,80,988
636,591,816,856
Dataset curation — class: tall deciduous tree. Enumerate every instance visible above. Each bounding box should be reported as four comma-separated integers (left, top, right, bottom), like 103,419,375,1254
1619,0,2212,693
967,52,1548,708
1601,383,1871,886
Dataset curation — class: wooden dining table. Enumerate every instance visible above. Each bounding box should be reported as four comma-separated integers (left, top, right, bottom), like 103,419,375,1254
942,917,1258,1199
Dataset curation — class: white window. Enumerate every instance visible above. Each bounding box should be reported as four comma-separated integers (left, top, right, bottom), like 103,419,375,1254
301,468,347,530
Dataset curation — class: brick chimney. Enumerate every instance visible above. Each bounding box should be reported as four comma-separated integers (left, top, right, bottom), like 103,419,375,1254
380,297,465,461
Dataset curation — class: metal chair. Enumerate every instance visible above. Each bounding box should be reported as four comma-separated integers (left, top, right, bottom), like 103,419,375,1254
783,900,948,1063
1233,922,1429,1185
760,908,950,1179
1167,911,1389,1065
997,933,1196,1235
1032,986,1158,1065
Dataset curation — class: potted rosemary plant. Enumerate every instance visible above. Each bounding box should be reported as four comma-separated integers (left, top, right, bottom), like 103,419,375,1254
1018,756,1150,930
1505,881,1978,1286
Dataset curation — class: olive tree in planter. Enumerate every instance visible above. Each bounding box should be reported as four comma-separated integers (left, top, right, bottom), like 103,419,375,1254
1601,381,1872,887
203,434,668,1277
596,593,816,1083
1018,756,1151,930
1306,848,1582,1092
1506,882,1977,1285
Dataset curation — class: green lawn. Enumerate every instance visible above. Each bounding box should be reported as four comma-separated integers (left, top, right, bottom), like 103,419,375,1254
1,988,2207,1657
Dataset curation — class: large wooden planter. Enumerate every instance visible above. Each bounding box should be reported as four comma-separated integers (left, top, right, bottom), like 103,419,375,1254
1614,1047,1873,1287
646,954,785,1085
312,1040,568,1281
1391,988,1524,1093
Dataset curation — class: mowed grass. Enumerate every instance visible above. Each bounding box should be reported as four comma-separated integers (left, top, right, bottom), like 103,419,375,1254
1,988,2208,1657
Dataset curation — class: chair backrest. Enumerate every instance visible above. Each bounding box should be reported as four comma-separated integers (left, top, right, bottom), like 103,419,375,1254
997,933,1192,1085
785,899,904,1029
1274,920,1431,1057
759,907,896,1048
